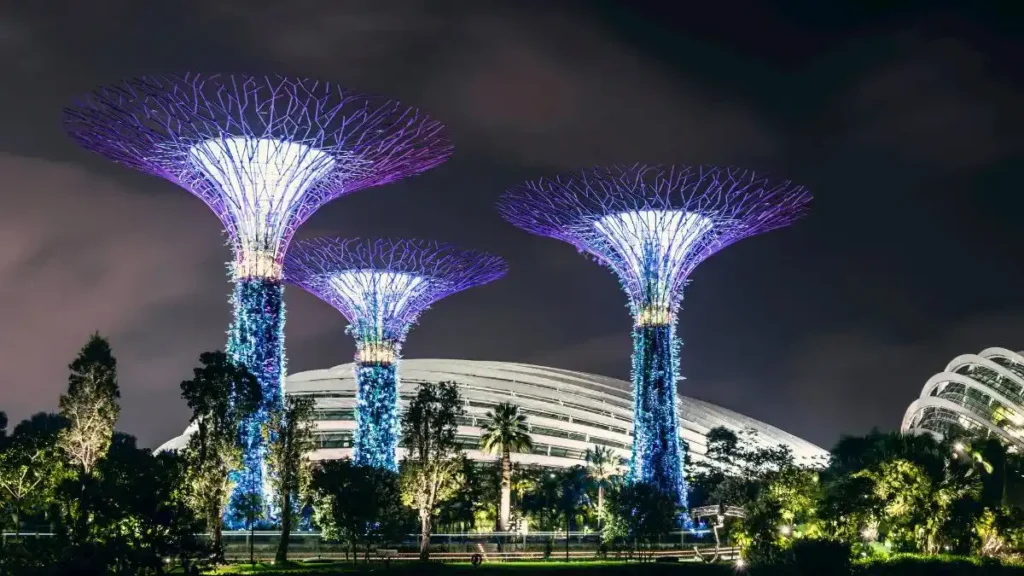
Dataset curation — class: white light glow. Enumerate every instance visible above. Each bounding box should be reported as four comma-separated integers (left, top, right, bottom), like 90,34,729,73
355,340,397,365
190,137,336,279
329,270,427,341
593,210,713,324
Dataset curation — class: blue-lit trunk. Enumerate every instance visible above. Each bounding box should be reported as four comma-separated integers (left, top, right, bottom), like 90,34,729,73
628,323,687,509
352,361,400,471
226,277,285,528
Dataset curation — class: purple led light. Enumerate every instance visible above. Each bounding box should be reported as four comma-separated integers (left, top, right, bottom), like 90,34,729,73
63,74,452,278
497,164,811,320
284,238,507,347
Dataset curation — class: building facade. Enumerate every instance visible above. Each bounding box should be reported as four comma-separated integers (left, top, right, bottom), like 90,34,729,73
903,347,1024,450
160,359,828,468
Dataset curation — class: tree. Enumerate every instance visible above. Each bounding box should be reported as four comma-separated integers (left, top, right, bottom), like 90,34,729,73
264,394,317,564
55,334,120,544
89,434,207,575
0,421,63,536
58,333,120,476
732,462,821,565
400,381,465,559
479,402,533,532
0,411,7,440
814,431,998,555
585,445,617,529
179,350,262,560
604,481,678,561
311,460,406,563
522,470,563,531
436,458,488,533
557,466,592,561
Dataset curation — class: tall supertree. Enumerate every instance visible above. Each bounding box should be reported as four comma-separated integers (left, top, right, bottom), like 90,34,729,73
497,165,811,507
63,74,451,521
284,238,506,470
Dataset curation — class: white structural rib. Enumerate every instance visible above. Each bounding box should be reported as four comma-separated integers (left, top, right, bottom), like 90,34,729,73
902,347,1024,451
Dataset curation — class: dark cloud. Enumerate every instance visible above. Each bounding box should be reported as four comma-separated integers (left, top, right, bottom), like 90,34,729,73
0,153,227,446
199,2,779,169
831,35,1023,170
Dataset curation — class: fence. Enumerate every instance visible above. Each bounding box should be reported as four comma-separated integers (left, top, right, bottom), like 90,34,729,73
2,530,736,564
218,530,733,563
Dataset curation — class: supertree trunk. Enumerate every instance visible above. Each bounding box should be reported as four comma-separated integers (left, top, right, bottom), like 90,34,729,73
227,277,286,523
353,361,400,471
627,322,686,508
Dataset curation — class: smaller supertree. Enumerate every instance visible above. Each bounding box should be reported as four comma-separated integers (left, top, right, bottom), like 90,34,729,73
284,239,506,470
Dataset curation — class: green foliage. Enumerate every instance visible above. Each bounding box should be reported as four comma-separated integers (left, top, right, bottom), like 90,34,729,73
88,434,207,573
816,432,996,556
688,427,797,511
603,481,678,561
585,445,619,528
180,350,263,559
479,402,533,455
310,459,407,561
0,418,65,534
520,466,594,534
747,540,854,575
1,432,207,576
856,554,1018,576
435,458,492,532
58,333,120,476
264,394,318,563
521,468,564,531
479,402,533,531
400,381,466,558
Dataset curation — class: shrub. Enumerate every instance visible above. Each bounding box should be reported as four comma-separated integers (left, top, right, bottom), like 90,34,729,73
788,539,853,575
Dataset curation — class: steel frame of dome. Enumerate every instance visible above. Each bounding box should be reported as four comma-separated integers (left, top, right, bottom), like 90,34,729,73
902,347,1024,450
159,359,828,468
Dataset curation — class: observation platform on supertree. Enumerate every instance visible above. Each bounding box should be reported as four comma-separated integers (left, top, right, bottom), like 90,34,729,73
497,164,811,508
63,73,452,527
284,238,506,470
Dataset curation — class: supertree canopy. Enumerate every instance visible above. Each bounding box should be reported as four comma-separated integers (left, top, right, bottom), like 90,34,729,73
63,74,451,523
285,238,506,470
497,164,811,507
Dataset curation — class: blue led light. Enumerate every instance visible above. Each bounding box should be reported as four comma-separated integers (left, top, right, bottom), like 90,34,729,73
225,277,285,528
627,323,687,509
352,361,401,471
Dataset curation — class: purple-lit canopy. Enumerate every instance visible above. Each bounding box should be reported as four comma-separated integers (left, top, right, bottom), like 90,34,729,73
284,238,506,361
63,74,452,279
497,165,811,324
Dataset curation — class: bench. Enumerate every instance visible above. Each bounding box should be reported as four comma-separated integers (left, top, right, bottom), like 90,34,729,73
375,549,399,561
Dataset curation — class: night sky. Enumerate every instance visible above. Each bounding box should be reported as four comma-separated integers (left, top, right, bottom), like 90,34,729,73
0,1,1021,451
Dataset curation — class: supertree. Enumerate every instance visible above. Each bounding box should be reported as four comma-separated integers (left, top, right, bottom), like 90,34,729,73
63,74,451,522
497,165,811,507
284,238,506,470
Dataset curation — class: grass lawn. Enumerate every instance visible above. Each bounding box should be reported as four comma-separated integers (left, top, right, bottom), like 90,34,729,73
211,560,733,575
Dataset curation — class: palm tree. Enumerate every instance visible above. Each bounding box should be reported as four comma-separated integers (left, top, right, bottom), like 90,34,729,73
480,402,533,531
585,445,616,528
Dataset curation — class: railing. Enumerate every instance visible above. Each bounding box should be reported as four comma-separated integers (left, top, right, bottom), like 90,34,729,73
3,530,735,564
215,530,729,563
